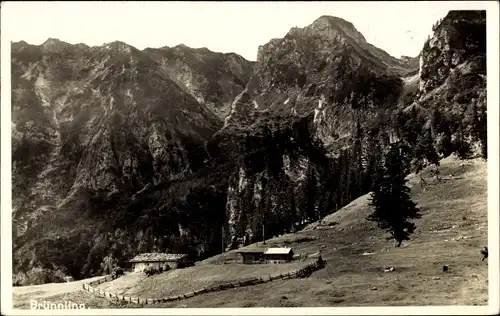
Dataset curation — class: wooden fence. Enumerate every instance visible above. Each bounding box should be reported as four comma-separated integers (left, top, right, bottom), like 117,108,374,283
87,275,116,287
82,259,326,305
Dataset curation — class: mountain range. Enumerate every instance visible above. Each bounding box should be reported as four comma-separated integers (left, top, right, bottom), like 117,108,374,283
11,10,486,285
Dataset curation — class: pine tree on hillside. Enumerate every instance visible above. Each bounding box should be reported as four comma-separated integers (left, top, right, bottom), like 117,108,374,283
464,104,477,136
349,120,364,198
337,150,352,206
472,105,487,159
395,107,424,152
363,128,384,193
454,124,473,159
368,143,421,247
305,165,318,221
287,184,297,232
436,129,454,158
412,129,440,186
430,107,444,138
330,158,341,212
430,109,455,158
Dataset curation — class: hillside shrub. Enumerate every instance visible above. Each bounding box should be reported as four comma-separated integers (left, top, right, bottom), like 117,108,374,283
144,266,163,277
112,267,124,278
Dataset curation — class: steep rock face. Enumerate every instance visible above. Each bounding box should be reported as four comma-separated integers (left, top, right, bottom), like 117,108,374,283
214,114,334,239
144,45,255,119
416,10,486,146
418,11,486,94
401,55,420,68
11,39,222,284
218,16,419,239
223,16,417,152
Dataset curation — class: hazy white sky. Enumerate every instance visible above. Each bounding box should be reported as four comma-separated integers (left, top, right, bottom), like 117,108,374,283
1,1,491,61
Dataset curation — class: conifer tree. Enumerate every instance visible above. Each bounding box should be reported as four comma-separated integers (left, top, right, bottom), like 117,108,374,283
368,143,421,247
473,105,487,159
430,107,443,137
397,107,423,155
437,133,452,157
430,109,455,158
337,150,351,206
349,119,364,198
363,128,383,193
287,184,297,231
454,124,472,159
413,129,440,185
305,166,318,221
330,158,341,211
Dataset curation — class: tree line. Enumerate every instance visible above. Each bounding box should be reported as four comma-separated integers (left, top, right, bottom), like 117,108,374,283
227,100,486,248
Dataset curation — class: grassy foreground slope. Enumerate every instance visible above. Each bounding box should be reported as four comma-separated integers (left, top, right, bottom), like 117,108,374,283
12,275,107,309
95,260,313,299
13,155,488,308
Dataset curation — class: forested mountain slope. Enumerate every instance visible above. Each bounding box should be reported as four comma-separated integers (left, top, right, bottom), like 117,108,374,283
11,10,486,286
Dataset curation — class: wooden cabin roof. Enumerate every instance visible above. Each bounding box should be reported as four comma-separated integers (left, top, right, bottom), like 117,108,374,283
264,247,293,255
129,253,187,263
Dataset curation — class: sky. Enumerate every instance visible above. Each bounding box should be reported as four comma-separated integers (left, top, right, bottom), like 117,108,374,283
0,1,491,61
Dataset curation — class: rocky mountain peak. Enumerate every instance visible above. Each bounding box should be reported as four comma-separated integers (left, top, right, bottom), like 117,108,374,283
145,44,255,119
75,43,91,50
11,41,37,54
308,15,367,43
11,40,29,48
41,38,71,48
223,15,416,150
101,40,140,55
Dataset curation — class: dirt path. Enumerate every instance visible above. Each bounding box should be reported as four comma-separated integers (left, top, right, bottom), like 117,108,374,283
12,275,105,306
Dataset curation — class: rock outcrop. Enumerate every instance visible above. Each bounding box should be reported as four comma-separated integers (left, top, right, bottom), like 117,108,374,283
418,10,486,94
223,15,418,152
11,39,237,284
145,45,255,119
